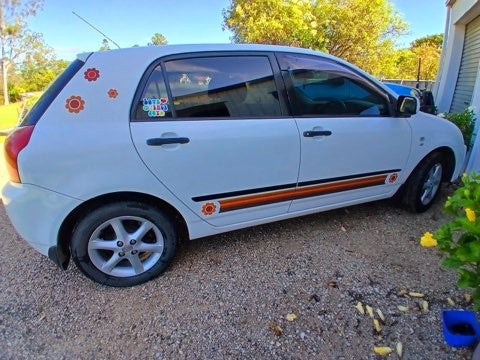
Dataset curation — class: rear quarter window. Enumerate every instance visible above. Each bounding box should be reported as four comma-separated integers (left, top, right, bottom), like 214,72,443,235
19,59,85,126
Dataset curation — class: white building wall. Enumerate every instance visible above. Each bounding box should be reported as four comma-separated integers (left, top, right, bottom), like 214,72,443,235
435,0,480,172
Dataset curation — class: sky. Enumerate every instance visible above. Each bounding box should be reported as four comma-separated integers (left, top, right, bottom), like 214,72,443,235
28,0,447,60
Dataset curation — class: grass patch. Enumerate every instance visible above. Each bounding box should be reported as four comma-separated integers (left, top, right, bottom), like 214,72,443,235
0,103,22,130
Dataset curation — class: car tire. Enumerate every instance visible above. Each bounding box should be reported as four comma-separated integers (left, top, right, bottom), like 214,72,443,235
71,201,177,287
403,152,444,213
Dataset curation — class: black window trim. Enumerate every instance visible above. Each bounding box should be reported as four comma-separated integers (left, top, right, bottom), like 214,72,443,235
274,52,396,118
130,51,290,122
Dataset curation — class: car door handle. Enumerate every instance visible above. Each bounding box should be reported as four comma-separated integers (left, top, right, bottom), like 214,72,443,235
303,130,332,137
146,137,190,146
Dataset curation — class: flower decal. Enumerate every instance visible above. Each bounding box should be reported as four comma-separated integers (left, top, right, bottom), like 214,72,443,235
84,68,100,82
65,95,85,113
420,232,437,247
465,208,476,222
201,202,217,216
108,89,118,98
388,173,398,183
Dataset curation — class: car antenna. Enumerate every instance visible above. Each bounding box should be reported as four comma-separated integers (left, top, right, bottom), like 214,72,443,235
72,11,121,49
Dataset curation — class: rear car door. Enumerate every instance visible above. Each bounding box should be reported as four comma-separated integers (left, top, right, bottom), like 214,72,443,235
130,53,300,226
276,53,412,212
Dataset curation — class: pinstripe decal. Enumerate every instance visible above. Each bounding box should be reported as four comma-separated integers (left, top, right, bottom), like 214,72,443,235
193,170,399,214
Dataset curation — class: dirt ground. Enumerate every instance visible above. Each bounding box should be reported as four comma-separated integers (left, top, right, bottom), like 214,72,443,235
0,187,475,359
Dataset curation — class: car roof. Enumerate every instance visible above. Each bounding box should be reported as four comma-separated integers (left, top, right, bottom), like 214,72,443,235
81,43,334,61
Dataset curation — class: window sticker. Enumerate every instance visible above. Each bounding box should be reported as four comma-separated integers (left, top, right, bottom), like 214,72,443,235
84,68,100,82
143,98,168,117
65,95,85,113
107,89,118,98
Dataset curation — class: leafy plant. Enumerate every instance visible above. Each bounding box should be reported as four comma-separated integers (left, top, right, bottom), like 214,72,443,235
421,173,480,308
442,108,476,149
7,83,25,103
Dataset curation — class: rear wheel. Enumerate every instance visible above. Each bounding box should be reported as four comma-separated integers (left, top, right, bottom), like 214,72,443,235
71,201,177,287
403,152,444,213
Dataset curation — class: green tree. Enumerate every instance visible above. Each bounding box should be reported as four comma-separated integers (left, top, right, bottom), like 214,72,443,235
19,33,68,91
410,33,443,50
394,34,443,80
0,0,43,104
99,38,110,51
223,0,407,76
149,33,168,45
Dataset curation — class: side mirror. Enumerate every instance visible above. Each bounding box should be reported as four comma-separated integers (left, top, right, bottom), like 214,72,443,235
397,95,417,116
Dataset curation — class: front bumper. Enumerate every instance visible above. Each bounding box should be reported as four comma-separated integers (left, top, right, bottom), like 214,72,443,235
2,181,82,257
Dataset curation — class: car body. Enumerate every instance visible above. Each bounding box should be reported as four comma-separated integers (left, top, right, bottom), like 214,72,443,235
2,44,466,286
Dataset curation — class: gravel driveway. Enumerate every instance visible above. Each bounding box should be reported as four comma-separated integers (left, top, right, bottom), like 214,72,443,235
0,188,474,359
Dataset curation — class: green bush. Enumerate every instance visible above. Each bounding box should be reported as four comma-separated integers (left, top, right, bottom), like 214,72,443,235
442,108,476,149
7,83,26,103
421,173,480,308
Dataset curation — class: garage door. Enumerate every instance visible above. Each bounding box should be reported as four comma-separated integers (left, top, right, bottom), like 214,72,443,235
450,16,480,113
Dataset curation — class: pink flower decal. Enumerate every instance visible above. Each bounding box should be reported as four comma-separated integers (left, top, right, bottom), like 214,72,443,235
202,202,217,216
108,89,118,98
65,95,85,113
84,68,100,82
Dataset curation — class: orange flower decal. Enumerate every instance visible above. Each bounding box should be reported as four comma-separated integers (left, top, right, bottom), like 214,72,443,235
84,68,100,82
108,89,118,98
388,173,398,183
65,95,85,113
202,202,217,216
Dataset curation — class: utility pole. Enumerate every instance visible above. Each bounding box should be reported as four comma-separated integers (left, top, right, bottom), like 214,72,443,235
416,57,421,90
0,2,9,105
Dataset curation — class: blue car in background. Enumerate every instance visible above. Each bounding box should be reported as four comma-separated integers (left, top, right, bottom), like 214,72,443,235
384,82,436,114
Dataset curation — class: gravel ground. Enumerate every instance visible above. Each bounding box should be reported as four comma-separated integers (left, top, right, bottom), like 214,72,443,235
0,187,475,359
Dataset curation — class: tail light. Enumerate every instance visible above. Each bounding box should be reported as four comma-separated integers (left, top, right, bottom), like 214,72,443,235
3,125,35,183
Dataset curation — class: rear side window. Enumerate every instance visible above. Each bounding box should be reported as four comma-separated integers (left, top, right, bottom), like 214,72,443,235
278,53,390,117
20,59,85,126
164,56,282,118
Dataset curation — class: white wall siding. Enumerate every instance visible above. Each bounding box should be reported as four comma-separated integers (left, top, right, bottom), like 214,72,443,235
450,16,480,113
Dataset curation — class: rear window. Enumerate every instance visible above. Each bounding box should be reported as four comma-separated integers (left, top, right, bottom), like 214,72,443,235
19,59,85,126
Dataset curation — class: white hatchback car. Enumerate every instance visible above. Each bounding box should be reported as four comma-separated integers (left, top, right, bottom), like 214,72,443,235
2,44,465,286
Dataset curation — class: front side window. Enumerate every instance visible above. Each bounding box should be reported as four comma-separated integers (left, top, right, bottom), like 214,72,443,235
164,56,282,118
278,53,390,117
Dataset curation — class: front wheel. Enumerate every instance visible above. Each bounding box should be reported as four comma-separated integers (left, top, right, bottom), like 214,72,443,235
71,201,177,287
403,152,444,213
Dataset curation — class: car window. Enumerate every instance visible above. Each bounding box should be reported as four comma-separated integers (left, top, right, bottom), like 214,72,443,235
134,68,172,120
278,53,390,117
164,56,282,118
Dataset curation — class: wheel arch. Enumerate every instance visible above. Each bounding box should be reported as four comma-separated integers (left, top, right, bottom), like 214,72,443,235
427,146,456,182
52,191,190,270
394,146,456,200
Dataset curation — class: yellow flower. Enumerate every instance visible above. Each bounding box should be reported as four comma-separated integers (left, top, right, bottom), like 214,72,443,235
420,232,438,247
465,208,476,222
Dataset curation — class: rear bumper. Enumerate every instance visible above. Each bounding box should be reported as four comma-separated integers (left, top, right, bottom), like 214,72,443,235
2,181,82,258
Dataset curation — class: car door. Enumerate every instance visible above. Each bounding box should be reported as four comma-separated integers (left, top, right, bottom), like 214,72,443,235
130,53,300,226
276,52,412,212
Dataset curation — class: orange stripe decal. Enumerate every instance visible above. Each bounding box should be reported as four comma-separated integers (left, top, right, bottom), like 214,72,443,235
219,174,387,212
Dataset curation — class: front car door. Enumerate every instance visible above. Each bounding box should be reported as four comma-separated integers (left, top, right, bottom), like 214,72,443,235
276,52,412,212
130,52,300,226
